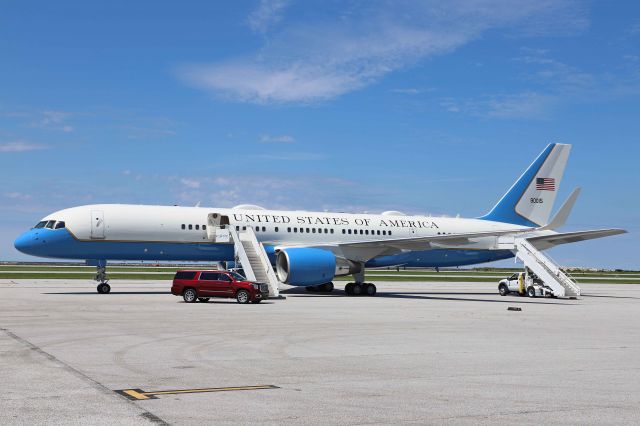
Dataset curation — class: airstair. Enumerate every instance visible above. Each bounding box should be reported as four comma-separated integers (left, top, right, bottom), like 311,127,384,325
512,238,581,298
207,219,281,298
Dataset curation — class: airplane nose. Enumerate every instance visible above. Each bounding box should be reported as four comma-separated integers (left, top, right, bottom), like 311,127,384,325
14,231,36,254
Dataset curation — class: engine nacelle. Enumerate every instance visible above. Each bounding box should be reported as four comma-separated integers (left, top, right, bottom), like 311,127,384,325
276,248,336,286
276,248,361,287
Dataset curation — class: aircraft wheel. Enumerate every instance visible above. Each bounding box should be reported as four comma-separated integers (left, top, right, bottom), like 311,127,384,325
322,282,334,292
97,283,111,294
352,284,363,296
345,283,354,295
305,285,318,292
364,283,377,296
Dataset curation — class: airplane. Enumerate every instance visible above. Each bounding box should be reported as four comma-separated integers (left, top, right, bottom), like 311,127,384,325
14,143,626,295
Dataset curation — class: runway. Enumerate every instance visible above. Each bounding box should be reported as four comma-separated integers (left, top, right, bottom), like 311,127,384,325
1,279,639,425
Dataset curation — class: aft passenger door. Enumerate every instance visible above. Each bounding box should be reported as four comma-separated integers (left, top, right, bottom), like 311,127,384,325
90,210,105,239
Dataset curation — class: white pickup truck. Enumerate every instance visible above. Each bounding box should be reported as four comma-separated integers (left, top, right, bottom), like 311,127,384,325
498,272,554,298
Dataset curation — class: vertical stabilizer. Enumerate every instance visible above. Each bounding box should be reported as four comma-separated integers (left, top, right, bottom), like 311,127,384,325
480,144,571,227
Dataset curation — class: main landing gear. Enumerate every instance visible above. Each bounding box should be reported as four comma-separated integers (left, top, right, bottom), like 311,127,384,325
94,264,110,294
345,283,377,296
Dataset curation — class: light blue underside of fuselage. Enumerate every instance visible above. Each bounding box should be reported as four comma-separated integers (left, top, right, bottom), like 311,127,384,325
15,228,514,269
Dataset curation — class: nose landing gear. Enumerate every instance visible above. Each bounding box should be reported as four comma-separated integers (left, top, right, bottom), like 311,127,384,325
94,264,110,294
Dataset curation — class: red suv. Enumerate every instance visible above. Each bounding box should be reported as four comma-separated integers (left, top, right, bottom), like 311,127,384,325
171,270,269,304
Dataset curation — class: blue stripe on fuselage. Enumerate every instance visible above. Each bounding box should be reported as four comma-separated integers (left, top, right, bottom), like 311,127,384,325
15,228,513,267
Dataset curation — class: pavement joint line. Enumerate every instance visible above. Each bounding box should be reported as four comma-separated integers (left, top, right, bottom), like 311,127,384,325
115,385,281,400
0,327,169,425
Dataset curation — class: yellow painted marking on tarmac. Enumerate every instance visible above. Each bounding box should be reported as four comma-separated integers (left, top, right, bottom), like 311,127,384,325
122,389,150,400
116,385,279,400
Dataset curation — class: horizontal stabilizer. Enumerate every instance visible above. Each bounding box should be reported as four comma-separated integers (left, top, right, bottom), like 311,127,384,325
527,229,627,250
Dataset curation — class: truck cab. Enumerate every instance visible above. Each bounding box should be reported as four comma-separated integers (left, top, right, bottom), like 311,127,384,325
498,271,553,298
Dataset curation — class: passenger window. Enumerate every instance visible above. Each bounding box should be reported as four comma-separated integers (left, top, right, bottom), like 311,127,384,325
242,226,246,230
188,224,193,230
348,229,352,234
342,229,346,234
312,228,316,233
195,225,200,230
365,230,369,235
294,227,298,232
275,227,279,232
287,227,291,232
181,224,186,230
359,230,363,235
255,227,259,232
383,230,387,235
262,226,266,232
202,225,206,230
377,230,380,235
199,272,218,281
389,231,392,236
331,229,334,234
54,221,66,229
306,228,310,233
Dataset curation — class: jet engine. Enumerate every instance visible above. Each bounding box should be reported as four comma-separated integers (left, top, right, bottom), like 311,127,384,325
276,248,360,286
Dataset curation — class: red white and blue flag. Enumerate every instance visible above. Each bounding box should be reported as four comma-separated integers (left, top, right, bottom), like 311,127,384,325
536,177,555,191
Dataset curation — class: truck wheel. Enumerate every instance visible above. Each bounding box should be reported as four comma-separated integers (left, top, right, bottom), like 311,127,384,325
527,287,536,298
236,289,250,304
498,284,509,296
183,288,197,303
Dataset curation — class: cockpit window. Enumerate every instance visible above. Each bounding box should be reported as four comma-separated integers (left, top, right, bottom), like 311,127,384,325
34,221,47,229
54,221,66,229
45,220,56,229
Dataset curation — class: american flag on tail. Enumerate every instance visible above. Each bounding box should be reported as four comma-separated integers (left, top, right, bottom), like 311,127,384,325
536,177,555,191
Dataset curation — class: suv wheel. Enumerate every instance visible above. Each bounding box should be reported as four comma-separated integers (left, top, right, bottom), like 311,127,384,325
236,289,250,304
499,284,509,296
183,288,197,303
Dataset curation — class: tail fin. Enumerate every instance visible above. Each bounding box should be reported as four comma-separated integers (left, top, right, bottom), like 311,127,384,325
480,143,571,227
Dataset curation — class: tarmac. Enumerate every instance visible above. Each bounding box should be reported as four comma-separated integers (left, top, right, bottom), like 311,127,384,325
1,279,639,425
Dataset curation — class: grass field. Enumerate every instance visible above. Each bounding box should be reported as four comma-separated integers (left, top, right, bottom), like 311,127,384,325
1,264,638,284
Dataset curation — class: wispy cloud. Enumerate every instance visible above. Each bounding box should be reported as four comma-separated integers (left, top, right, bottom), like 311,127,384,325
441,92,556,119
259,133,294,143
0,140,48,152
258,152,326,161
179,0,588,104
180,178,201,189
3,192,32,201
34,110,74,132
247,0,290,33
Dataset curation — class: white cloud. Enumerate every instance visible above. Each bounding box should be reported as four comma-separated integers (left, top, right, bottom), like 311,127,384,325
247,0,290,33
180,178,201,189
441,92,555,119
34,110,74,132
0,140,47,152
259,134,295,143
4,192,32,201
179,0,588,104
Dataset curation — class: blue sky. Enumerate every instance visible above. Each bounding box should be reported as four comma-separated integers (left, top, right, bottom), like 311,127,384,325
1,0,638,268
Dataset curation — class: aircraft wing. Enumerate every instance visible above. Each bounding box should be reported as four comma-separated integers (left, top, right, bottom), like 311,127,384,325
275,228,530,262
526,228,627,250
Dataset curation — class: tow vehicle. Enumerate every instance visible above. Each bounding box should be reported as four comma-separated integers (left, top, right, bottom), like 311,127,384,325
171,270,269,304
498,270,555,298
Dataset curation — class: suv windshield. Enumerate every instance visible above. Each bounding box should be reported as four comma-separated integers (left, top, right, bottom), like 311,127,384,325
229,272,245,281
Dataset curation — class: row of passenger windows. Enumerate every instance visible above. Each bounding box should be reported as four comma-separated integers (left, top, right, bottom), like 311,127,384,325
232,225,392,236
33,220,66,230
181,224,207,230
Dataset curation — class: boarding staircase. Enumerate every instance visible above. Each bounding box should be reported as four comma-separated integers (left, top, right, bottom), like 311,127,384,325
512,238,581,298
208,223,281,298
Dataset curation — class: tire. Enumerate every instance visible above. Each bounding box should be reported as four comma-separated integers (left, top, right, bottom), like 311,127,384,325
527,287,536,298
183,288,197,303
197,298,210,303
498,284,509,296
345,283,354,295
322,282,334,292
352,284,363,296
236,289,250,304
97,283,110,294
305,285,318,292
364,283,377,296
